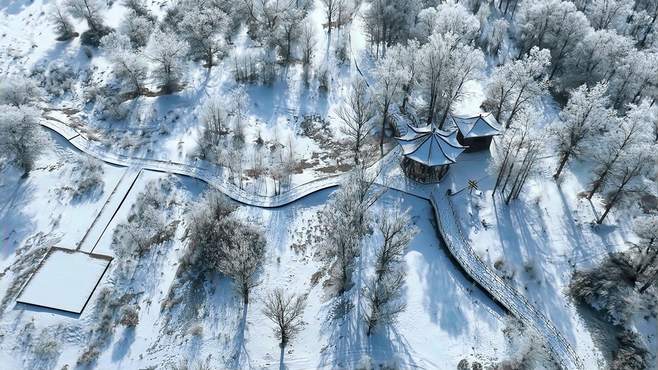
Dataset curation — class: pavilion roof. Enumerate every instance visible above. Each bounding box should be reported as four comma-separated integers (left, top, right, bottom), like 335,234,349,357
450,113,502,138
396,123,466,167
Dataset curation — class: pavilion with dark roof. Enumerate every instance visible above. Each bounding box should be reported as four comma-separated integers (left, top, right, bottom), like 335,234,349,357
396,122,466,183
450,113,502,152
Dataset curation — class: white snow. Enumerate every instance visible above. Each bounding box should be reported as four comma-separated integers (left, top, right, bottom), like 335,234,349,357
16,248,110,314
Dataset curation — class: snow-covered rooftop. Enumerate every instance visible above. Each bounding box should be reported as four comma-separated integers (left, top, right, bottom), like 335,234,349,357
16,248,111,314
451,113,502,138
396,123,466,166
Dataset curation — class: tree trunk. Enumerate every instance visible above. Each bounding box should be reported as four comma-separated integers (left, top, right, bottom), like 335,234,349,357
553,151,570,180
587,164,614,200
597,186,623,224
380,103,389,157
638,268,658,294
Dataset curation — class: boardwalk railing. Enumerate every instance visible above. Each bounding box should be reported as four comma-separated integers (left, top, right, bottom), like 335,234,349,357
429,190,582,370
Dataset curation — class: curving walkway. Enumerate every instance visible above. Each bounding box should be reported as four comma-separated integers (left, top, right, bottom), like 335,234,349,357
429,189,583,370
41,115,399,208
39,115,581,369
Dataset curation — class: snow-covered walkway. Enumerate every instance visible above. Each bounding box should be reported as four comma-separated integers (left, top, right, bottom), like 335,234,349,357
430,189,583,370
77,167,142,253
40,114,397,208
39,114,582,369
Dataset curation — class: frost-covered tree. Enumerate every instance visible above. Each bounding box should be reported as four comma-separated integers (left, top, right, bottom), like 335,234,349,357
584,0,633,31
64,0,110,45
417,32,484,127
319,167,382,297
597,144,654,224
633,0,658,48
486,18,509,57
363,269,405,335
365,204,416,334
186,191,265,304
413,1,479,44
629,215,658,293
552,83,612,179
101,33,148,96
484,47,550,127
498,318,555,368
0,77,41,107
197,98,230,161
363,0,418,57
371,53,409,155
566,29,633,87
51,3,76,41
145,29,189,93
112,179,174,257
216,225,266,304
123,0,152,18
263,288,306,346
491,109,544,203
517,0,591,79
179,6,227,69
588,102,654,199
386,41,419,113
119,9,155,49
274,8,304,63
609,50,658,109
336,79,375,165
0,105,45,176
321,0,340,34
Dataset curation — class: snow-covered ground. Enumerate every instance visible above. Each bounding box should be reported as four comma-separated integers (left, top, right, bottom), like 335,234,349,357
444,148,657,368
3,0,656,368
0,134,512,368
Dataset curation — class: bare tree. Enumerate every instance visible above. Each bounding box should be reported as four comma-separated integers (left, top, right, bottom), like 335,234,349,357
321,0,344,34
263,288,307,346
363,271,406,336
300,21,316,65
64,0,110,45
336,79,375,165
51,3,76,41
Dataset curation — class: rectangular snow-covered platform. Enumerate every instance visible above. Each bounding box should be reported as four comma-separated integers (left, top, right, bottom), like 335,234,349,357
16,247,111,315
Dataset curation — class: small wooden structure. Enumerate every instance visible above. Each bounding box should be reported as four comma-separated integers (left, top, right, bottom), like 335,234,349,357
451,113,502,152
396,123,466,183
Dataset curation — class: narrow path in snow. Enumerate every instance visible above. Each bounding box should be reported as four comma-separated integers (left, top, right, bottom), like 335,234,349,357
39,115,582,370
430,189,583,370
78,167,142,253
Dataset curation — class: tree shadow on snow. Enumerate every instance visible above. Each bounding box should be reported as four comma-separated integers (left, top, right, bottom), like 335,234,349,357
111,327,136,362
